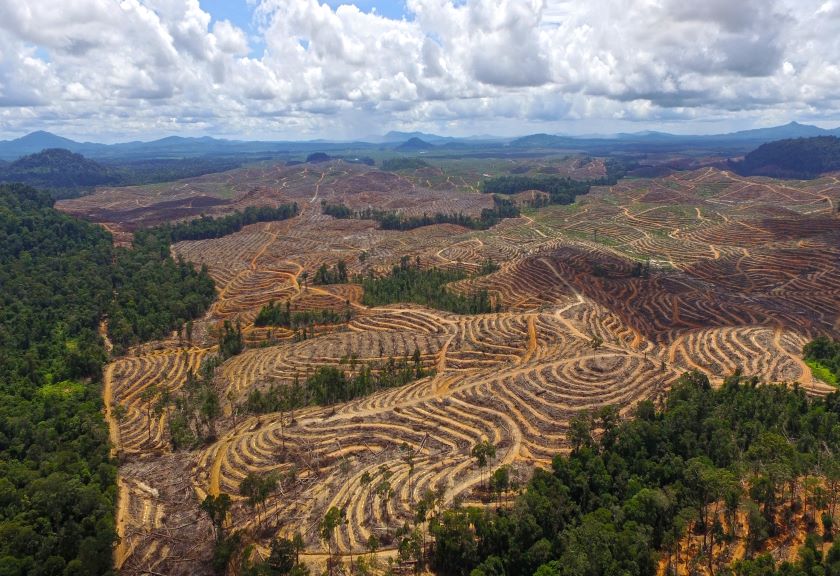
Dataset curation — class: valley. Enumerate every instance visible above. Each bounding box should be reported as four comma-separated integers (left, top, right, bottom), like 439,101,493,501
57,159,840,574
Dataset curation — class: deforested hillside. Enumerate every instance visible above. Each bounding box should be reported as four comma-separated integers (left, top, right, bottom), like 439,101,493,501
63,156,840,576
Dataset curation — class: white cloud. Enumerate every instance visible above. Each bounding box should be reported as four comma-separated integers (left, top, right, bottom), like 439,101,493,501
0,0,838,139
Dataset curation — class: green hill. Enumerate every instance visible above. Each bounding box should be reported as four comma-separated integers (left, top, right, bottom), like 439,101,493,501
0,148,117,198
736,136,840,179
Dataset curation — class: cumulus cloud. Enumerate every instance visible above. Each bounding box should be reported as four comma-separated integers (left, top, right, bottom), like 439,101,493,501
0,0,838,139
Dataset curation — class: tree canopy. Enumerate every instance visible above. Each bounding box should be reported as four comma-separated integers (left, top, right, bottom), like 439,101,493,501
0,184,216,574
146,203,299,244
429,371,840,576
736,136,840,179
360,257,496,314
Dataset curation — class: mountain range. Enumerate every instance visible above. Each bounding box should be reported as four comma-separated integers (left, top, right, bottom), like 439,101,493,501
1,122,839,161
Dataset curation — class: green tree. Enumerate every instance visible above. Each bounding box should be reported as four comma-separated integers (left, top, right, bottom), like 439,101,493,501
471,441,497,490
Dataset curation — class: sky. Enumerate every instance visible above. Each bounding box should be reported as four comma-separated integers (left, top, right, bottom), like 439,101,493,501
1,0,840,141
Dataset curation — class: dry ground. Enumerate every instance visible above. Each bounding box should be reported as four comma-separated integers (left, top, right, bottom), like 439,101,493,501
59,162,840,574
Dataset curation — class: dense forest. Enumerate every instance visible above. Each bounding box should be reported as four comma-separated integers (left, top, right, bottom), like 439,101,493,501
253,302,350,329
146,203,299,243
0,184,215,574
0,148,246,200
480,175,592,205
243,352,428,414
428,371,840,576
0,149,119,198
481,159,630,206
734,136,840,179
321,195,519,231
804,337,840,385
380,158,430,171
360,257,496,314
107,232,216,351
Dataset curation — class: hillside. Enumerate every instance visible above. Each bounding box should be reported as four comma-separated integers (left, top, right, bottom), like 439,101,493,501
0,148,118,198
0,184,215,574
0,148,250,200
735,136,840,179
430,372,840,576
58,157,840,576
395,137,435,151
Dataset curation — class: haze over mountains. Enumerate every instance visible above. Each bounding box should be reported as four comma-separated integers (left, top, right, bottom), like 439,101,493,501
2,121,839,161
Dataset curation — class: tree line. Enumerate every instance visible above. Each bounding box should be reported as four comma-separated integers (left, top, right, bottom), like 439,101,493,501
312,261,349,285
429,370,840,576
381,158,430,171
480,175,592,205
0,184,216,574
0,148,247,200
243,350,429,415
733,136,840,179
146,203,299,243
254,302,351,329
480,159,629,207
321,195,520,231
360,256,497,315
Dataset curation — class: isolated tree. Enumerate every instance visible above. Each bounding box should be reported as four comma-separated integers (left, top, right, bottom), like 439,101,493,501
401,442,417,506
366,534,380,560
490,466,511,506
268,537,297,575
375,465,395,523
111,402,127,438
140,385,158,442
201,493,232,543
321,506,346,576
471,441,497,489
240,472,277,530
360,471,374,521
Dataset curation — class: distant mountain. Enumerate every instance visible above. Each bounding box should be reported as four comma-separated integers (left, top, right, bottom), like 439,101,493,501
716,121,837,141
395,137,435,152
382,131,454,144
510,122,840,151
732,136,840,179
509,133,570,148
0,131,106,160
14,130,82,150
0,148,117,198
0,131,382,161
3,123,840,162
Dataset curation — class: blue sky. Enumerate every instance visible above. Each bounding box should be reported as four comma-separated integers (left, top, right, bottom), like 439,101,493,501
0,0,839,141
198,0,409,56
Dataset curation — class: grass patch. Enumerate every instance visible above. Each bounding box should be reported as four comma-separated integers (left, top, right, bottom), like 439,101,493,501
805,359,838,386
38,380,86,398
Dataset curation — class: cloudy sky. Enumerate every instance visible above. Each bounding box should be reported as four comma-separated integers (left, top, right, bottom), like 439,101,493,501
1,0,839,141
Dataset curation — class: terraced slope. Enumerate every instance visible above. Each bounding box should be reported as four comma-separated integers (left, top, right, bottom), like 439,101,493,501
61,163,840,574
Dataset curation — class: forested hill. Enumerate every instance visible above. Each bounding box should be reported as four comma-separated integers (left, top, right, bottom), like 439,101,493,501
0,184,215,574
734,136,840,179
0,148,118,197
0,148,247,200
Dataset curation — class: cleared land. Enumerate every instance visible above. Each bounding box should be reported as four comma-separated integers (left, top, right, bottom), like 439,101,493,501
59,161,840,574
